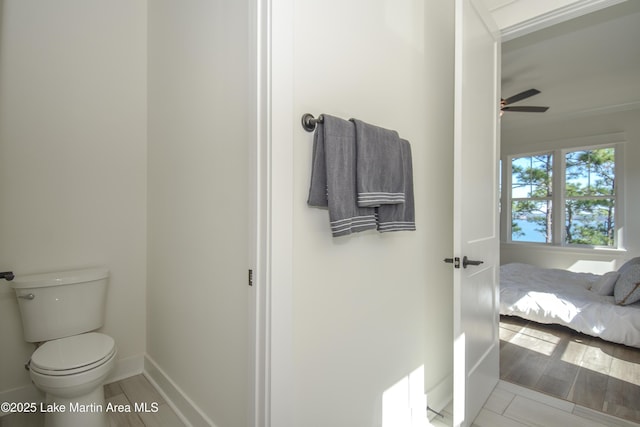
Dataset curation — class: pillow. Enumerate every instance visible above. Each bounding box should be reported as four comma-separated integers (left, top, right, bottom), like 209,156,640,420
618,257,640,275
591,271,619,296
614,264,640,305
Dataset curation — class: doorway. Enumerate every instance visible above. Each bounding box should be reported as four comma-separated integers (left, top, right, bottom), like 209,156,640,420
498,0,640,423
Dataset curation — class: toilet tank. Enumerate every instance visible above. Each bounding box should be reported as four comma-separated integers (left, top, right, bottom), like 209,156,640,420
10,268,109,342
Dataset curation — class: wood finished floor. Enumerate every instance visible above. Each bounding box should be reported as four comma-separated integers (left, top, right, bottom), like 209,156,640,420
0,375,184,427
500,315,640,424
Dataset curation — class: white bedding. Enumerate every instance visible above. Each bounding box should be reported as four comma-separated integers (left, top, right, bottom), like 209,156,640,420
500,263,640,348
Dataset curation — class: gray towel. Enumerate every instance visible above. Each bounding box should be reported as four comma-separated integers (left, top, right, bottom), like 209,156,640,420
307,115,377,237
351,119,405,207
377,139,416,232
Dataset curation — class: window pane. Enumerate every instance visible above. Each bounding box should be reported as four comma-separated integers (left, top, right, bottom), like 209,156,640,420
511,154,553,198
512,200,552,243
565,148,615,196
565,199,615,246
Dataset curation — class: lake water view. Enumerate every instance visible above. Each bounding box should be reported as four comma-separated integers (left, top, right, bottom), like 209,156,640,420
512,217,615,247
512,218,547,243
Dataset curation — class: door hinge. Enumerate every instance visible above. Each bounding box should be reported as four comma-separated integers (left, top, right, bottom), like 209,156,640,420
444,257,461,269
248,269,253,286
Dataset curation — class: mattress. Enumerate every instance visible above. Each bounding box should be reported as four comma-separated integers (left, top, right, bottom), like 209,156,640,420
500,263,640,348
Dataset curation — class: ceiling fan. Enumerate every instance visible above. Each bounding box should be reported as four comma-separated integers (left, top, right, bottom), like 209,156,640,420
501,88,549,113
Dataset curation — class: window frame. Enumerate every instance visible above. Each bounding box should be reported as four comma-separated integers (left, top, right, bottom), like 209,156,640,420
501,141,625,249
509,152,554,243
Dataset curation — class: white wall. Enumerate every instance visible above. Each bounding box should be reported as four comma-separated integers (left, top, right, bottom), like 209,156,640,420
501,108,640,271
146,1,250,426
1,2,455,426
281,0,455,424
0,0,147,396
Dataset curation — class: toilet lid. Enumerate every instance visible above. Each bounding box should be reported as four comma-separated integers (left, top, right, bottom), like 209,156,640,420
30,332,115,375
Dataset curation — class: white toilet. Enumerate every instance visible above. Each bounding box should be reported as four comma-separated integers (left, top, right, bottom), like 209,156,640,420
10,268,117,427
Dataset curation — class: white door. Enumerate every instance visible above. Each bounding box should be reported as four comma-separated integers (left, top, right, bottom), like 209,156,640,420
452,0,501,426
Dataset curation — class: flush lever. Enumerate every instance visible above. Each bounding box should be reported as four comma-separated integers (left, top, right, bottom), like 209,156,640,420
18,293,35,300
0,271,15,281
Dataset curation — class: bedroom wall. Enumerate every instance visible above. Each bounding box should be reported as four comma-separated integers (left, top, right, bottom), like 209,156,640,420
0,0,147,399
500,108,640,272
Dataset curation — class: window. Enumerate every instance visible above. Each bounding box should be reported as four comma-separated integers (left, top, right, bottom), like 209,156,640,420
504,145,620,248
511,153,553,243
565,148,615,246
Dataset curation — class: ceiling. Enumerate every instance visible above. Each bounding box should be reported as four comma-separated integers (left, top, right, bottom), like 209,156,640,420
499,0,640,130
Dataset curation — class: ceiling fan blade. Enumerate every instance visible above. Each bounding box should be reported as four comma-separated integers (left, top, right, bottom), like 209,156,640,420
503,88,541,105
502,106,549,113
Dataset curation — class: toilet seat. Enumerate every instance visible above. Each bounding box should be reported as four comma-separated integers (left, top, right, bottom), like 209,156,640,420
30,332,116,376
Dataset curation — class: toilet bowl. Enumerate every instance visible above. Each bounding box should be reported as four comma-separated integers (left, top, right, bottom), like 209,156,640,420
9,268,116,427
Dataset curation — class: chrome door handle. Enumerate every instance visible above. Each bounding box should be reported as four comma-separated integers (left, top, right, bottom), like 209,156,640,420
462,256,484,268
18,293,35,300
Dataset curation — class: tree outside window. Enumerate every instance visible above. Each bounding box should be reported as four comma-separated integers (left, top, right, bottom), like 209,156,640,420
511,153,553,243
508,146,616,247
565,148,615,246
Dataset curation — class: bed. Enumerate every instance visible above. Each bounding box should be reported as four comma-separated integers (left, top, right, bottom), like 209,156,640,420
500,257,640,348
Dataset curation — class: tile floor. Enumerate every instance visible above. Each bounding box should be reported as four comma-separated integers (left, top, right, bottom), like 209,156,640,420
428,380,640,427
5,373,640,426
104,375,184,427
475,380,640,427
0,375,184,427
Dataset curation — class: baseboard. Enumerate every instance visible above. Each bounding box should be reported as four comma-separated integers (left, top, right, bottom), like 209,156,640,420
144,355,217,427
426,372,453,417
